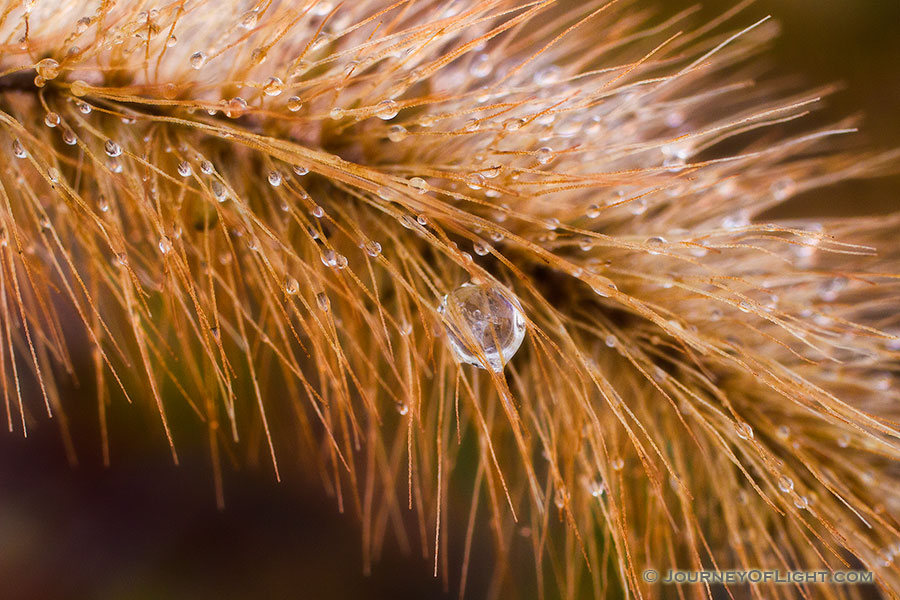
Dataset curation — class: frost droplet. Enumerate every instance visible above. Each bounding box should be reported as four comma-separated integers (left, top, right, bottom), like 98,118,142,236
437,282,527,372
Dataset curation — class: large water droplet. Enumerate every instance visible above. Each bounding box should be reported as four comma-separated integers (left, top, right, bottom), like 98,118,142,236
437,282,527,372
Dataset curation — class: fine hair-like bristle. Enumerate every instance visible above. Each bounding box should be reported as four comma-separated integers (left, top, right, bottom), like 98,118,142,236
1,0,899,598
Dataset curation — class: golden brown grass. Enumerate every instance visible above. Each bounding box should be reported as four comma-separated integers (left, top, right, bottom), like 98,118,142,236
1,0,899,598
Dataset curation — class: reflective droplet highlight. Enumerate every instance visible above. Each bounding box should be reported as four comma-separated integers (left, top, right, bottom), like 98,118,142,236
437,282,527,372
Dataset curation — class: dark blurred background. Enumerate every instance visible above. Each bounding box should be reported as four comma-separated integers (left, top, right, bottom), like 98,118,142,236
2,2,899,599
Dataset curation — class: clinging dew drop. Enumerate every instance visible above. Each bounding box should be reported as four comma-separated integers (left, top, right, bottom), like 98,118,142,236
437,282,527,372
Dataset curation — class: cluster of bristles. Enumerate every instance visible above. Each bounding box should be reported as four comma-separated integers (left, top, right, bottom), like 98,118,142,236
1,0,899,598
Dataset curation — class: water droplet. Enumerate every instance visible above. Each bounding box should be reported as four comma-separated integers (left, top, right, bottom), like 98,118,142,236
76,101,92,114
587,479,605,497
611,458,625,471
268,170,282,186
645,236,666,254
408,177,427,193
34,58,60,80
226,97,248,118
200,160,214,174
293,165,309,176
777,475,794,493
387,125,408,142
465,173,484,190
263,76,284,97
240,9,259,29
316,292,330,311
473,240,491,256
363,240,382,257
104,139,122,157
605,334,616,348
437,282,527,372
286,96,303,112
329,107,345,120
158,235,173,254
75,16,91,33
70,80,89,97
533,65,561,87
837,434,850,448
190,51,208,69
503,117,525,131
375,99,399,120
177,161,192,177
793,495,808,510
44,112,60,128
311,205,325,218
735,421,754,440
211,180,227,202
469,53,492,78
61,128,77,145
166,35,177,47
536,147,554,165
12,139,26,158
284,276,300,295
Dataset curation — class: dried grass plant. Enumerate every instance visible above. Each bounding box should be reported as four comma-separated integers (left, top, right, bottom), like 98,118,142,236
1,0,899,598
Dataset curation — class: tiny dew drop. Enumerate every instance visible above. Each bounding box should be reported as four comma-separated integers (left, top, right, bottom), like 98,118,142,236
437,282,527,372
407,177,427,193
190,51,208,69
283,276,300,295
473,240,491,256
200,160,214,174
311,205,325,218
292,165,309,176
240,9,259,29
76,101,92,114
70,80,89,96
34,58,60,80
158,235,173,254
777,475,794,493
61,129,77,145
465,173,484,190
12,139,26,158
387,125,407,142
316,292,330,311
793,495,808,510
177,161,192,177
267,170,282,186
611,458,625,471
536,146,554,165
735,421,754,440
286,96,303,112
44,112,60,128
104,139,122,157
363,240,382,257
263,76,284,97
375,99,399,120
